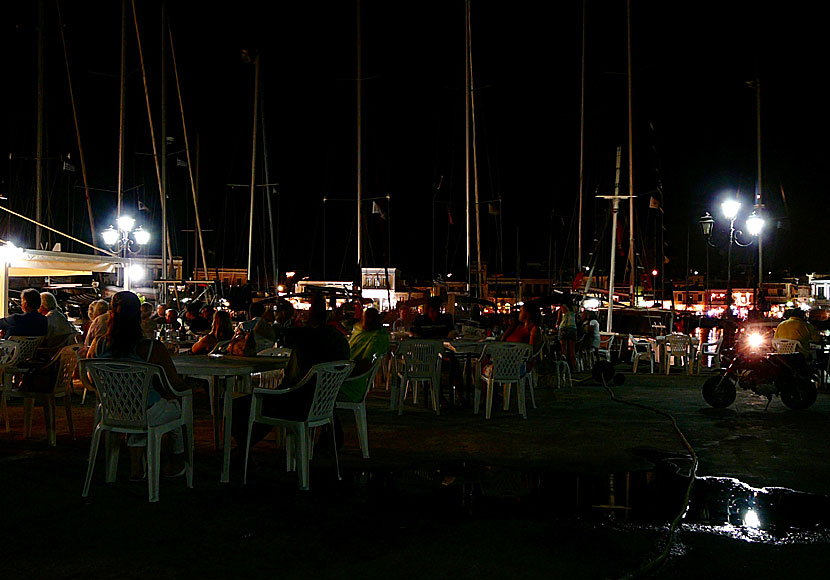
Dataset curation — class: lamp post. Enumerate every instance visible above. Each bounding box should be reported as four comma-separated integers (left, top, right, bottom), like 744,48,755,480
699,199,763,313
102,215,151,289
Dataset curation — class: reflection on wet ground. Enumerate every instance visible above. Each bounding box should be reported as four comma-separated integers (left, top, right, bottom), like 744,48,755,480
335,454,830,547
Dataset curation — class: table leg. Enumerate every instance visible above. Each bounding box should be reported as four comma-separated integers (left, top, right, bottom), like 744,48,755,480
221,377,234,483
212,377,221,450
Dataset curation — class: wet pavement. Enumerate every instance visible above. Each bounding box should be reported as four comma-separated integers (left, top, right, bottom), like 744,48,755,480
2,369,830,578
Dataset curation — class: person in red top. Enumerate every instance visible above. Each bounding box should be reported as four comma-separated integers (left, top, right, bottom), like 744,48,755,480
502,303,542,351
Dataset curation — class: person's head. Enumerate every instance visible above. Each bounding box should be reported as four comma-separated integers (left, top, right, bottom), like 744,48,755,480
140,302,153,319
362,307,382,332
201,305,215,320
166,308,179,324
212,310,234,340
426,296,443,321
21,288,41,313
276,301,294,324
307,293,327,327
185,301,202,320
788,309,806,321
519,303,541,326
106,291,143,357
39,292,58,315
397,305,410,319
89,299,109,320
156,303,167,317
249,301,266,319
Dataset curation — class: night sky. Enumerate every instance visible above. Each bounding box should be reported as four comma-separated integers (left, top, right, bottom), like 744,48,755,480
2,1,826,287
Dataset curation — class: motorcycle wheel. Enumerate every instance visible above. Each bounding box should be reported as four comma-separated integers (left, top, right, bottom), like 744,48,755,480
778,376,818,410
702,375,737,408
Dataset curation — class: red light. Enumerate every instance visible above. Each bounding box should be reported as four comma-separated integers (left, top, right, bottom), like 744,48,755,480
651,269,658,276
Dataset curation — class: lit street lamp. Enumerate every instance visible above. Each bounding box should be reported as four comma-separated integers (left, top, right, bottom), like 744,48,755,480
102,215,151,287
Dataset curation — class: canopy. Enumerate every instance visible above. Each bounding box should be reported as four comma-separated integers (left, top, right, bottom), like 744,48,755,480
1,249,128,317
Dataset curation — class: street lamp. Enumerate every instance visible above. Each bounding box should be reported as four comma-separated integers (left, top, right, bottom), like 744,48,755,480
102,215,151,288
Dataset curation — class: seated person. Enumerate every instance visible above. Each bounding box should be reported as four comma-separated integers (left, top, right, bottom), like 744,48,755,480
340,308,389,402
39,291,79,348
183,301,211,334
140,302,157,339
502,303,542,349
392,305,413,333
165,308,182,331
83,299,109,354
0,288,48,338
238,301,276,352
411,297,457,339
231,294,349,451
191,310,234,354
88,291,194,479
150,303,167,323
774,309,821,356
200,304,216,323
327,306,351,337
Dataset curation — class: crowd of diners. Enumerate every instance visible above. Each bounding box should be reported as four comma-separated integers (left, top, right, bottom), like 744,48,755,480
0,288,598,480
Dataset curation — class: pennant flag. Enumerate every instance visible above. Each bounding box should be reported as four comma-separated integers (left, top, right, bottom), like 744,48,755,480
138,200,149,212
447,206,454,225
372,201,386,220
488,202,499,215
62,160,76,172
572,271,586,291
176,158,187,167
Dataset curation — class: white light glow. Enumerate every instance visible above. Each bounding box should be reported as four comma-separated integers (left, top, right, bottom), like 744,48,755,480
285,271,296,278
584,298,600,310
133,226,151,245
117,215,136,233
0,242,25,264
747,333,764,349
721,199,741,220
743,509,761,528
128,264,146,282
101,226,119,246
746,212,764,236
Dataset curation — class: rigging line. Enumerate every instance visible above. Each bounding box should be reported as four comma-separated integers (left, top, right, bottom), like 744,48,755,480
56,0,97,249
168,18,209,281
131,0,173,268
0,205,117,256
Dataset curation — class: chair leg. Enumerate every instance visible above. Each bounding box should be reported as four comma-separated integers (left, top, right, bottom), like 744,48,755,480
182,414,194,489
243,395,258,484
147,430,161,502
104,431,120,483
354,404,369,459
297,427,310,490
518,380,527,419
503,384,511,411
81,388,88,406
528,373,537,408
330,420,342,481
23,398,35,438
485,380,494,420
429,379,439,416
64,394,75,440
285,431,296,472
82,425,103,497
46,397,57,446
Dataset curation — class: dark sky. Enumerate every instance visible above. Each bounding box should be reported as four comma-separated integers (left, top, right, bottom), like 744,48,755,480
2,1,826,287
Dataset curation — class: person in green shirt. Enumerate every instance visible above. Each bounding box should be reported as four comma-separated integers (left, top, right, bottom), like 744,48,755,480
340,308,389,402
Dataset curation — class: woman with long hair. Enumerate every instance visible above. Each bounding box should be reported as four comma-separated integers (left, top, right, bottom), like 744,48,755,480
502,303,542,350
341,308,389,402
89,291,192,480
191,310,234,355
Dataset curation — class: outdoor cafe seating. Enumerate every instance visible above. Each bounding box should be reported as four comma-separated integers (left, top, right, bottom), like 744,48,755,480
473,342,531,420
335,354,383,459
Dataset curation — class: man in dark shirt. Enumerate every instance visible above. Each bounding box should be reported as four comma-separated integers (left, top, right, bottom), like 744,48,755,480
0,288,48,338
411,296,457,339
183,301,211,334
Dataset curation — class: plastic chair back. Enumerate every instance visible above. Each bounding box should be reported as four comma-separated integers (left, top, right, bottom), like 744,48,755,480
666,334,691,356
79,360,156,431
399,340,443,379
484,342,530,382
0,340,19,367
772,338,799,354
305,361,355,424
341,355,382,404
8,336,44,364
54,345,81,395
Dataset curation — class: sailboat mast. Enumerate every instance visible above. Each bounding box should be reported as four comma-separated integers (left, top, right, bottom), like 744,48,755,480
161,0,168,277
35,0,45,249
626,0,635,305
469,3,483,297
118,0,126,227
246,53,260,282
465,0,471,294
577,0,586,273
356,0,363,278
607,147,622,332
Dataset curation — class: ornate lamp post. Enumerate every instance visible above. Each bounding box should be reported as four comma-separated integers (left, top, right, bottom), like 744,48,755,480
102,215,151,288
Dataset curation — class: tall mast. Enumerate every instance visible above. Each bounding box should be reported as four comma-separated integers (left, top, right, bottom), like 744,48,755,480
626,0,635,305
577,0,586,272
35,0,45,249
469,2,483,297
259,76,279,290
356,0,363,278
465,0,471,294
754,78,763,290
160,0,168,277
118,0,126,227
246,52,260,282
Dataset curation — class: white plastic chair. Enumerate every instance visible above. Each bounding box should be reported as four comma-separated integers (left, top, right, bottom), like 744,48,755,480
553,360,572,388
772,338,800,354
1,336,46,433
665,333,692,375
255,347,291,390
79,360,194,503
335,355,382,459
18,346,79,446
0,340,20,431
474,342,531,420
243,360,354,490
630,334,655,374
396,340,443,416
695,335,723,373
598,333,615,362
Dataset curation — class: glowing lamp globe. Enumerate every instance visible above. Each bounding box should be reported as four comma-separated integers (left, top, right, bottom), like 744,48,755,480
721,199,741,220
101,226,119,246
117,215,135,233
746,212,764,236
133,226,151,245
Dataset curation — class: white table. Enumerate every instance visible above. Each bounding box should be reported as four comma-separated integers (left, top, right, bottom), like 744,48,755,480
173,354,289,483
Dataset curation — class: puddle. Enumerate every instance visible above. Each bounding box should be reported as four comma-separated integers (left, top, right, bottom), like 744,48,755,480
335,458,830,545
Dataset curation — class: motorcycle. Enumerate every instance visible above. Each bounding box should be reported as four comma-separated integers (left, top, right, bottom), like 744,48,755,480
702,330,818,410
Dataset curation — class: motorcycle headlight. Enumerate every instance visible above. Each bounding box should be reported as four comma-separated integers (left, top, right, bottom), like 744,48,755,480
747,333,765,349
